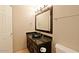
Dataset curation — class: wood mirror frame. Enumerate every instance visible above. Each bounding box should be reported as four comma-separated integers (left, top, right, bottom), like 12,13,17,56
35,6,53,34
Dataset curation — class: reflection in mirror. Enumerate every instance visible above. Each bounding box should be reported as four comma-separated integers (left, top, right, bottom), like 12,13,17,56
35,6,53,34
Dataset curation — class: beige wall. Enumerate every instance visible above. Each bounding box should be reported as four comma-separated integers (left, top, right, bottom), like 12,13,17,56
12,5,35,52
53,5,79,52
12,5,79,52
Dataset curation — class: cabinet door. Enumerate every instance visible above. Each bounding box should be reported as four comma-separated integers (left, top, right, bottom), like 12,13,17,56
32,42,38,53
27,37,38,53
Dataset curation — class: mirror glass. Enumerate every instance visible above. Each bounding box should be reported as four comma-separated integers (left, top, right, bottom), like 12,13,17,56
36,10,50,31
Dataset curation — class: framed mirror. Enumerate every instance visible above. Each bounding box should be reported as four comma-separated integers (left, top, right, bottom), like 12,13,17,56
35,6,53,34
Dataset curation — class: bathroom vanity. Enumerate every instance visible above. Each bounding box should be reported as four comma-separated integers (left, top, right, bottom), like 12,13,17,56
26,32,52,53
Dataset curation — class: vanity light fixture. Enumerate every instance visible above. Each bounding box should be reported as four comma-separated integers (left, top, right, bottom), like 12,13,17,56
35,5,48,13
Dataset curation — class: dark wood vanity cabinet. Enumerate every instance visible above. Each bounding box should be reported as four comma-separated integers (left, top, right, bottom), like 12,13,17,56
26,32,52,53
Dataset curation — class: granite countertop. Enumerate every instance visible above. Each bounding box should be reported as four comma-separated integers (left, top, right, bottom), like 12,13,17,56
27,34,52,45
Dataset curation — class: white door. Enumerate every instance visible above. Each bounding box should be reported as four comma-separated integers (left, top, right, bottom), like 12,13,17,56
0,6,13,53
